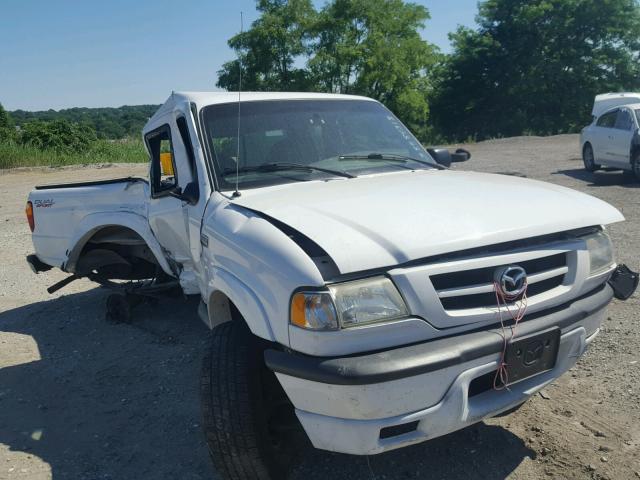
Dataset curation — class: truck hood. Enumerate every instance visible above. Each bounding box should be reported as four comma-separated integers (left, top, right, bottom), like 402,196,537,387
232,170,624,274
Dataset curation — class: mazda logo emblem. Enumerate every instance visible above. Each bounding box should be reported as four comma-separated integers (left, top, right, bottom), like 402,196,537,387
523,340,544,366
495,265,528,298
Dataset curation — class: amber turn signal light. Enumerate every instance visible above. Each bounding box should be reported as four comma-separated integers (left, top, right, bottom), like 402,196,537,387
26,201,34,232
290,291,338,330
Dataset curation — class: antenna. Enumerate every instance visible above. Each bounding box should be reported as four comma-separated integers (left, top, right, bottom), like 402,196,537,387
233,11,244,198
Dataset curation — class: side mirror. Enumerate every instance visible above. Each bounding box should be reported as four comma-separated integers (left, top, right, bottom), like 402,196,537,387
427,148,452,168
427,148,472,168
451,148,471,162
171,181,199,205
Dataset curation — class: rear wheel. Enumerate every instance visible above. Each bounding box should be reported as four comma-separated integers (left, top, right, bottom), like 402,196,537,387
201,321,304,480
582,143,600,172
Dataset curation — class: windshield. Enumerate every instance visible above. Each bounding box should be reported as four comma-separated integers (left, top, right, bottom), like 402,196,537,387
202,99,436,190
636,109,640,125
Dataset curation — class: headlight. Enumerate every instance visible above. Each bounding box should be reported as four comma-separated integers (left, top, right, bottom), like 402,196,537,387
583,230,615,275
290,277,409,331
330,277,409,327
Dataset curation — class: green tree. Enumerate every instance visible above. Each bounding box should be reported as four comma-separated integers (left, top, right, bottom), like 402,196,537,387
0,103,12,129
0,103,15,141
216,0,437,140
20,119,97,153
10,105,159,139
430,0,640,141
310,0,437,138
217,0,316,91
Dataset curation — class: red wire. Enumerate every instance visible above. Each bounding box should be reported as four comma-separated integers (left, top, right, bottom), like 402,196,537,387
492,281,528,391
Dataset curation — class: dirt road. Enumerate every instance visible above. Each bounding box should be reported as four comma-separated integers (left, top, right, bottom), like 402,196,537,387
1,135,638,480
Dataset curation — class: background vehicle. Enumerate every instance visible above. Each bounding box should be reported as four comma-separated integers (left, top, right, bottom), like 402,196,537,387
580,93,640,179
26,92,637,480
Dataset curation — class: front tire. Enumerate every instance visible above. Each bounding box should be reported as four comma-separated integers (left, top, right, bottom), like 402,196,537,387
201,321,302,480
582,143,600,172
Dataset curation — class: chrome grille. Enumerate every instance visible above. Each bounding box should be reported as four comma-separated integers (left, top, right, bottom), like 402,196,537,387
431,253,568,311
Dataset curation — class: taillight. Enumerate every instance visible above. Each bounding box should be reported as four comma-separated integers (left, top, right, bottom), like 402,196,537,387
26,201,34,232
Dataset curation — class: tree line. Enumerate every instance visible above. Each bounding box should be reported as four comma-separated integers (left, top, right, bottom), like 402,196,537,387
0,102,147,169
217,0,640,142
9,105,159,140
1,103,114,152
0,103,157,164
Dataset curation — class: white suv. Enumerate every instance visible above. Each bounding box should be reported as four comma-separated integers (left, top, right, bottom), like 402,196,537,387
581,95,640,179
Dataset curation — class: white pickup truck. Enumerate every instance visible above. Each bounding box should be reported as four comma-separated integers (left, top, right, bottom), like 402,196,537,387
26,92,637,480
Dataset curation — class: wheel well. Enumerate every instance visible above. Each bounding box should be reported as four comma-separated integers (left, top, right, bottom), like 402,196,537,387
76,226,162,280
204,291,275,345
206,290,236,329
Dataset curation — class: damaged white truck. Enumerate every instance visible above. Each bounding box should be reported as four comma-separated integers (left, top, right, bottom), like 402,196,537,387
26,92,638,479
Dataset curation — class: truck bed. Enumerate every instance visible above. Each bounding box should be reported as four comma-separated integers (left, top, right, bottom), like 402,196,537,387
29,177,150,269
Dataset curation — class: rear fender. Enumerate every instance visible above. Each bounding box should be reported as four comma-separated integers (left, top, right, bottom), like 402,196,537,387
64,211,173,276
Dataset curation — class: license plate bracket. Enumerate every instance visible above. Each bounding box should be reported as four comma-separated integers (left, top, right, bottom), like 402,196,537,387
504,327,560,385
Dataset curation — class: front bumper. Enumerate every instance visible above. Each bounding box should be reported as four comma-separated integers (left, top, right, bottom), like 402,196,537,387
265,285,613,455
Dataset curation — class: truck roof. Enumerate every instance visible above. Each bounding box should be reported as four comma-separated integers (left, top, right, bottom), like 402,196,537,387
144,91,376,133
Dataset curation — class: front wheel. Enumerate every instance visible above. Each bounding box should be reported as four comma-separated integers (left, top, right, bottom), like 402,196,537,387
582,143,600,172
200,321,303,480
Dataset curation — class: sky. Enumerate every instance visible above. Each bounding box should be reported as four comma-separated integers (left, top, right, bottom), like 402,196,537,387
0,0,478,111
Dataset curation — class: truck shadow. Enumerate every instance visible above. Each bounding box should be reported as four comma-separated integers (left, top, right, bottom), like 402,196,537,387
554,168,640,188
0,289,216,480
0,289,534,480
293,421,535,480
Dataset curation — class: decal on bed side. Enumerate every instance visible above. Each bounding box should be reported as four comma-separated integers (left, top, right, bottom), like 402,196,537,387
34,199,55,208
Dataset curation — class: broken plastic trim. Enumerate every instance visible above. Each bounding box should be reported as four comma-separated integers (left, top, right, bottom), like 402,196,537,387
608,264,639,300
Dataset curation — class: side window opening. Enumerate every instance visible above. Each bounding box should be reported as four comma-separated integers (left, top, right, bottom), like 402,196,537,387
146,125,177,196
614,109,633,131
596,110,617,128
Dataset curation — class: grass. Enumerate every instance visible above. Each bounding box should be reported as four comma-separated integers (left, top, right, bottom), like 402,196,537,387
0,138,148,169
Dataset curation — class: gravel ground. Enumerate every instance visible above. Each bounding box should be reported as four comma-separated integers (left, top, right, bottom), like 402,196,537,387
0,135,638,480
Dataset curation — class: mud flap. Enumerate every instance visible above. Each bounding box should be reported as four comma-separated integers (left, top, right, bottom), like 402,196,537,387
26,254,52,274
